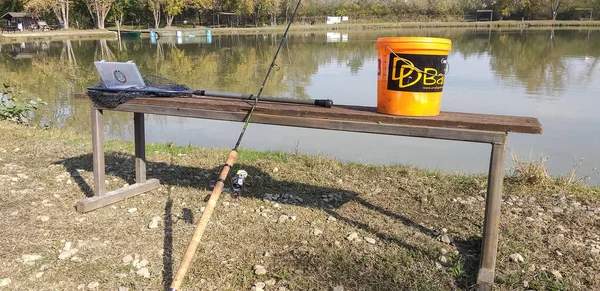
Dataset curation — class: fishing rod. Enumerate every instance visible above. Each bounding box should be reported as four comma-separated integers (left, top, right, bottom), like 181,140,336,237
88,86,334,108
168,0,303,290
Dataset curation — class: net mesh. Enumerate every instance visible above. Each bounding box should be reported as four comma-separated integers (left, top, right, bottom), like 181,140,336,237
87,75,192,108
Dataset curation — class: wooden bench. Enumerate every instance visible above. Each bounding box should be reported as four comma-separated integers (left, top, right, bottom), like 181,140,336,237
80,95,542,290
1,26,19,33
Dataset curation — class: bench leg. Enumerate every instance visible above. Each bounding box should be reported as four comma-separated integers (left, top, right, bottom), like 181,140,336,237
477,138,507,290
135,113,146,183
76,109,159,213
91,105,106,197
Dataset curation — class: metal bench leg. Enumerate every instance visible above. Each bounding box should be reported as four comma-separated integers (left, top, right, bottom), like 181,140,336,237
76,109,159,213
477,137,507,290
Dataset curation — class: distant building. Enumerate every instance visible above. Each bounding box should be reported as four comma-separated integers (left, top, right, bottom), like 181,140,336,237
1,12,38,31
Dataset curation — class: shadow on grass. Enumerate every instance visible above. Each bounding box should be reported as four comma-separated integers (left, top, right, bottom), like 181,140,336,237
56,152,483,290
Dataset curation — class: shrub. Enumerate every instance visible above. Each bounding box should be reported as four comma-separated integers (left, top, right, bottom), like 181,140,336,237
0,83,46,125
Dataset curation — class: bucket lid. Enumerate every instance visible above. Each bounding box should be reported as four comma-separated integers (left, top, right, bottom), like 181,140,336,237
376,37,451,45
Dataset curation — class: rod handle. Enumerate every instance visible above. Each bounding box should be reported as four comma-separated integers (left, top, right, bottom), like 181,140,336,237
315,99,334,108
170,150,238,290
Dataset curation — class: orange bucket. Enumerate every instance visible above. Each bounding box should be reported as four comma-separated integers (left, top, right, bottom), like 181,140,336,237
376,37,452,116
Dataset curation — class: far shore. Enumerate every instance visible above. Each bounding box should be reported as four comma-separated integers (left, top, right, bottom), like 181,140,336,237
1,20,599,43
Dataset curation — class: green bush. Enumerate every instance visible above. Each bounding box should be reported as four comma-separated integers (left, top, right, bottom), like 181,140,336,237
0,84,46,125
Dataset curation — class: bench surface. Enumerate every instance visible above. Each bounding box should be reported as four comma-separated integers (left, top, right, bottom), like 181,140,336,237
99,96,542,135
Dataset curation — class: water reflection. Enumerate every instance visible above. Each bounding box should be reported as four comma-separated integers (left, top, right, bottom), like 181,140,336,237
0,28,599,182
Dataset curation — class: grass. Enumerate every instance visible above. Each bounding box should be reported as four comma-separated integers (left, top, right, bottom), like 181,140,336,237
0,120,599,290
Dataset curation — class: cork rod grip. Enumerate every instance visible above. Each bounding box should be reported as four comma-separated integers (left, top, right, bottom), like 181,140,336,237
170,150,238,291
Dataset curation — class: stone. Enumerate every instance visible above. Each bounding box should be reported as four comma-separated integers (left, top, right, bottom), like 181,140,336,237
139,259,149,268
346,232,359,241
509,253,524,263
222,202,230,206
528,264,536,272
590,248,600,258
22,254,42,264
128,208,137,213
278,215,289,224
77,284,86,290
59,248,79,260
364,237,376,244
64,241,72,251
439,256,448,264
526,217,535,222
477,196,486,202
136,267,151,278
290,216,297,221
440,248,448,255
334,241,341,247
273,167,279,173
71,256,83,262
255,282,266,289
265,279,276,286
119,287,129,291
313,228,323,236
38,215,50,222
327,215,337,222
555,194,566,201
251,287,264,291
148,216,161,229
122,254,134,264
35,272,44,279
435,262,443,270
523,281,529,288
254,265,267,275
440,235,452,244
87,281,99,289
115,273,128,279
333,286,344,291
553,207,564,213
551,270,562,280
441,228,448,234
10,211,18,216
201,207,206,213
0,278,11,287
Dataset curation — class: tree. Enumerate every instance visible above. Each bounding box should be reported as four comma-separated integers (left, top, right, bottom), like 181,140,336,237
24,0,70,29
146,0,162,28
543,0,575,20
83,0,116,29
0,0,24,14
164,0,186,28
111,0,140,25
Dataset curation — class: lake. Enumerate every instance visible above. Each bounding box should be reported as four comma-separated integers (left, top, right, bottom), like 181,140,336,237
1,28,599,184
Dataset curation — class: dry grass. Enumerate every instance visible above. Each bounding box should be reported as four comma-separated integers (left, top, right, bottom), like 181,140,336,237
0,121,599,291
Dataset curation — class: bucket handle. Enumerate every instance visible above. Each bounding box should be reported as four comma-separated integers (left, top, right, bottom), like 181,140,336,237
386,46,450,77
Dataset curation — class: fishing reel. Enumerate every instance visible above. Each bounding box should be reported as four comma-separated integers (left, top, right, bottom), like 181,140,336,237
231,170,248,198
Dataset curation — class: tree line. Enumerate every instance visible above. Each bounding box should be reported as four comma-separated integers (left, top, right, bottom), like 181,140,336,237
0,0,599,30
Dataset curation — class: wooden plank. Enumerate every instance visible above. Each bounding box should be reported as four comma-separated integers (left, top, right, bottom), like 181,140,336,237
75,179,160,213
91,105,106,197
95,96,542,134
134,113,146,183
112,103,506,144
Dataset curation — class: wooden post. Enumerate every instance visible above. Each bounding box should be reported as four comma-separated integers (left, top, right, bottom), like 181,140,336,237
91,104,106,197
116,20,122,51
134,113,146,183
477,138,507,291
